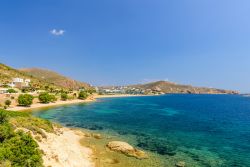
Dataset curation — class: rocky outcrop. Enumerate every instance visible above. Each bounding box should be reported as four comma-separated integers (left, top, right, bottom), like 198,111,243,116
107,141,148,159
176,161,185,167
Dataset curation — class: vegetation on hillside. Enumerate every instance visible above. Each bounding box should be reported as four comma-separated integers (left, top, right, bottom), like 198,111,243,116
78,91,88,100
61,93,68,101
130,81,239,94
0,109,54,166
0,63,59,91
20,68,91,90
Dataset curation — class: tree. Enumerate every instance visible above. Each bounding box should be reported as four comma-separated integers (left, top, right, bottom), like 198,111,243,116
18,94,34,106
49,94,57,102
5,100,11,107
38,92,51,103
61,93,68,101
7,89,17,93
78,91,88,100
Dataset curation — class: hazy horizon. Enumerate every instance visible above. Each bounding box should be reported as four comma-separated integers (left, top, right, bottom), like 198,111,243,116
1,0,250,93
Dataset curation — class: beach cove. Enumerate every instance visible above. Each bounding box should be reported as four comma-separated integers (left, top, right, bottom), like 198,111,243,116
29,94,250,167
6,94,158,167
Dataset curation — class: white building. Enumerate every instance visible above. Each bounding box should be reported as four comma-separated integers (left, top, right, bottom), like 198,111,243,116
24,79,31,86
8,78,31,88
13,78,24,83
0,88,8,94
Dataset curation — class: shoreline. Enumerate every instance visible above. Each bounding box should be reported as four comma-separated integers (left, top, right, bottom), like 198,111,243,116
33,126,95,167
7,94,151,112
7,98,95,111
6,94,159,167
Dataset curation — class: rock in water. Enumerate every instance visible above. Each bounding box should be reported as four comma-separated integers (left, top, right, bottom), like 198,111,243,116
92,133,102,139
107,141,148,159
176,161,185,167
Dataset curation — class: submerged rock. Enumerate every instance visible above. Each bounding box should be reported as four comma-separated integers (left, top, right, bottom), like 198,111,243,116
92,133,102,139
107,141,148,159
136,136,177,156
176,161,185,167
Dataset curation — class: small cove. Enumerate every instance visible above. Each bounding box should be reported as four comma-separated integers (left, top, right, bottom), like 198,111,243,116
32,94,250,167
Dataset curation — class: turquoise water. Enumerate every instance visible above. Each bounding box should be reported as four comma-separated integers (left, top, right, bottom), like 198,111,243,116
32,94,250,167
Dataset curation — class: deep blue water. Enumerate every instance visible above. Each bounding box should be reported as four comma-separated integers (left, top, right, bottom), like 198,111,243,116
32,94,250,167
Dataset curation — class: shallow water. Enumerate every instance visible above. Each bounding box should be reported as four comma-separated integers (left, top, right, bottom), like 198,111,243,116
32,94,250,167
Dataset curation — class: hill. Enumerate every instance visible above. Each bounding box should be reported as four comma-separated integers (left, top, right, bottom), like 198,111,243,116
20,68,91,90
130,81,239,94
0,63,59,90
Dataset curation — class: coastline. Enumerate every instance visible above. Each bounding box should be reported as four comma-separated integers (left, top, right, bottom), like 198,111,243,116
7,98,95,111
7,94,150,112
33,126,95,167
6,94,157,167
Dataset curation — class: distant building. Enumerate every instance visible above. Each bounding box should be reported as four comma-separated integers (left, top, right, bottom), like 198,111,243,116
0,88,8,94
7,78,31,88
24,79,31,86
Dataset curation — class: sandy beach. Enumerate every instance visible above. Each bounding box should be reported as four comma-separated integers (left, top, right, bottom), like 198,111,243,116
6,94,148,112
5,94,153,167
7,98,95,111
21,125,95,167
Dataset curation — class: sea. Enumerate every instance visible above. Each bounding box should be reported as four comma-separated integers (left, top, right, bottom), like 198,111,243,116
32,94,250,167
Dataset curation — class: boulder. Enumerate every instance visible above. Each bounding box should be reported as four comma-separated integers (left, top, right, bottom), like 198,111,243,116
107,141,148,159
92,133,102,139
176,161,185,167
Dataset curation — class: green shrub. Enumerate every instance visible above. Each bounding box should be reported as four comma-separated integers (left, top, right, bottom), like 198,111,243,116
61,93,68,101
18,94,34,106
0,111,8,124
6,89,17,93
0,110,44,166
0,109,29,118
10,116,54,133
49,94,57,102
38,92,51,103
39,93,57,103
0,131,43,167
78,91,88,100
4,100,11,107
0,123,14,142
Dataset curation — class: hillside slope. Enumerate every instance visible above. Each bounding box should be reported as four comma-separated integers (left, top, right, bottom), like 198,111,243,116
20,68,90,90
130,81,239,94
0,63,58,89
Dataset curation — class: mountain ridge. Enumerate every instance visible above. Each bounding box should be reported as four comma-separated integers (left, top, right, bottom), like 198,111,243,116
130,80,239,94
19,68,91,90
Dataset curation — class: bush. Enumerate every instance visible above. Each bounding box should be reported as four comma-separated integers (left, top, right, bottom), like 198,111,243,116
49,94,57,102
0,123,14,142
38,92,51,103
61,93,68,101
5,100,11,107
0,111,8,124
7,89,17,93
78,91,88,100
0,130,43,167
18,94,34,106
0,110,44,166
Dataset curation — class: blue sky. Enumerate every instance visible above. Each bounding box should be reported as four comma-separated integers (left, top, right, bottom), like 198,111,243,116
0,0,250,92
